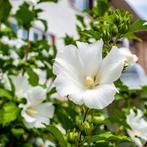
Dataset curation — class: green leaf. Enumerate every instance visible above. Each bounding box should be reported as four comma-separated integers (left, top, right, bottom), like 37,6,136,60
0,88,12,100
85,132,131,143
46,125,67,147
96,0,109,16
0,0,12,22
11,128,25,137
128,20,147,33
26,67,39,86
1,102,19,124
15,2,35,29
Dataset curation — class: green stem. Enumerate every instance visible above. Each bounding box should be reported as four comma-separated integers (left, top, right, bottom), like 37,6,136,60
78,107,89,147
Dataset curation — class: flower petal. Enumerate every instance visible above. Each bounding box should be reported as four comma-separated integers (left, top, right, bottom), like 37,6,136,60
98,46,125,84
21,108,36,123
53,45,82,77
77,39,103,76
83,84,117,109
54,72,85,105
34,103,54,119
27,86,46,105
11,75,31,98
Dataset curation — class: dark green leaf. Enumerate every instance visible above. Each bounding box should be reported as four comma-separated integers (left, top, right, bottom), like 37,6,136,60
26,67,39,86
46,125,67,147
0,0,12,22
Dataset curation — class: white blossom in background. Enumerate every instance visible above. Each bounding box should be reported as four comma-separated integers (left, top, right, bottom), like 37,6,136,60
127,109,147,147
1,36,25,49
35,137,55,147
19,86,54,128
53,39,127,109
3,74,32,98
9,50,19,66
33,68,47,85
119,47,138,66
24,0,39,6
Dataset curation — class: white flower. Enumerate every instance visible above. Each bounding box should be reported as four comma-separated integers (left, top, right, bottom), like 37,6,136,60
33,68,47,85
119,47,138,66
24,0,39,6
10,75,32,98
9,50,19,66
53,40,126,109
127,109,147,147
35,137,55,147
19,86,54,128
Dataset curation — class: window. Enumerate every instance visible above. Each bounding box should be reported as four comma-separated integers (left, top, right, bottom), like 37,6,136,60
42,34,46,40
11,23,17,33
71,0,95,11
22,29,28,39
33,32,39,40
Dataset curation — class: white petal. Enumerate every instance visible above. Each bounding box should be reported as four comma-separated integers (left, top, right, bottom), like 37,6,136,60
98,46,125,84
77,39,103,76
11,75,31,98
53,45,82,77
21,108,36,123
27,86,46,105
54,72,85,105
83,84,117,109
3,74,11,91
34,103,54,119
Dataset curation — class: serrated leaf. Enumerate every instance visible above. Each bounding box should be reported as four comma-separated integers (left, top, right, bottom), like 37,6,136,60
46,125,67,147
85,132,131,143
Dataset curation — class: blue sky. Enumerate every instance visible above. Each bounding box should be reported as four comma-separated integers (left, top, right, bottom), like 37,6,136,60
126,0,147,19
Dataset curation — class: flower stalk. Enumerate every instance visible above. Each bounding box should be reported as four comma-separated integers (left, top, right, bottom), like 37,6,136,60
78,107,89,147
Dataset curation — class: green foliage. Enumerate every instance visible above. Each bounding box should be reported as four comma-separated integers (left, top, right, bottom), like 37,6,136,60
15,2,36,30
26,67,39,86
0,102,19,124
0,0,12,22
46,125,67,147
85,132,131,144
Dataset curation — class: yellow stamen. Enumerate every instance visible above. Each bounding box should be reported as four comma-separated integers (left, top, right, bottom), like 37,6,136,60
85,76,95,88
134,130,141,137
25,106,37,117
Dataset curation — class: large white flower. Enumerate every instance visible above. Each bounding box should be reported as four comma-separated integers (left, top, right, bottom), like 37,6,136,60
19,86,54,128
127,109,147,147
53,40,126,109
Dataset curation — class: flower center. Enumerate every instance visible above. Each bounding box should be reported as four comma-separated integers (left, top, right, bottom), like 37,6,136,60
85,76,95,88
25,106,37,117
134,130,141,137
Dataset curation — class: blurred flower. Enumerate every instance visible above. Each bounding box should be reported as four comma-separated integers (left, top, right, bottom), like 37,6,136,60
35,137,55,147
33,68,47,85
9,50,19,66
119,47,138,66
127,109,147,147
19,86,54,128
53,40,126,109
24,0,39,6
11,75,32,98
